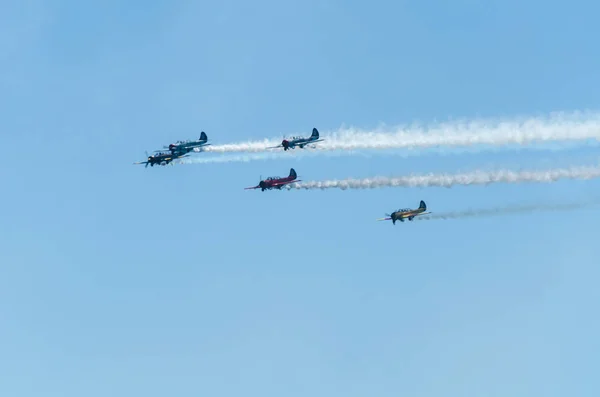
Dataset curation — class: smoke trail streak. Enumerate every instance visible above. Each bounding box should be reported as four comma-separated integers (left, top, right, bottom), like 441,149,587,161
180,152,281,164
180,148,372,164
181,140,597,164
287,164,600,190
415,199,600,221
203,111,600,154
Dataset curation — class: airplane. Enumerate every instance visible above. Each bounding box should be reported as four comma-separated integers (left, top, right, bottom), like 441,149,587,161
159,131,210,154
377,200,431,224
244,168,300,191
268,128,324,151
134,151,189,167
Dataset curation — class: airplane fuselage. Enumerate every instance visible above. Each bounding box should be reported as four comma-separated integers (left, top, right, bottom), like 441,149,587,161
282,137,317,150
389,201,428,224
146,153,184,166
169,140,207,153
245,168,299,191
259,176,296,190
281,128,322,150
166,132,209,154
391,208,425,222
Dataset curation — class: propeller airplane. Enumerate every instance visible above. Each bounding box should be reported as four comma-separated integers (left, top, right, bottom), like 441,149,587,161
377,200,431,224
134,151,189,167
245,168,300,191
269,128,324,151
159,131,210,155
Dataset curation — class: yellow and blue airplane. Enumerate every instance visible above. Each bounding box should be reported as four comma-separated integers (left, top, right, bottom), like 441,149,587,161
377,200,430,224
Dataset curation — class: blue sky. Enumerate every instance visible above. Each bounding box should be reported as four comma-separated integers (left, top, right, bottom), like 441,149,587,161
2,0,600,396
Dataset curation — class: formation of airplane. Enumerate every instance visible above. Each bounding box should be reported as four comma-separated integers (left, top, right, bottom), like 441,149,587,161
377,200,430,224
268,128,324,151
133,129,431,225
243,170,432,223
244,168,300,191
134,128,327,168
243,170,432,224
134,131,209,167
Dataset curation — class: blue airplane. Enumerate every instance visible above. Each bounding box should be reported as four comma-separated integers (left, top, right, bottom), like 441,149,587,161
159,131,210,155
269,128,324,151
134,151,189,168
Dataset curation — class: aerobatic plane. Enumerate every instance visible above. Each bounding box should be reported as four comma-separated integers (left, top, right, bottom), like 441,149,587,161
245,168,300,191
377,200,430,224
269,128,324,151
134,151,189,167
160,131,210,154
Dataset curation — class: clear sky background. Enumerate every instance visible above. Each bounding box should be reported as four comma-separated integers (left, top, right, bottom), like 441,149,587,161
2,1,600,396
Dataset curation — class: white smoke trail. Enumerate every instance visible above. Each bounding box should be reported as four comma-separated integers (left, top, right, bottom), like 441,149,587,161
180,147,371,164
287,164,600,190
415,199,600,221
203,111,600,154
203,139,281,153
179,152,280,164
180,140,590,164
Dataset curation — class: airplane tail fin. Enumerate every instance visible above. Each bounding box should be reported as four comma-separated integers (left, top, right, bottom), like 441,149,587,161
419,200,426,210
311,128,319,138
289,168,297,179
200,131,208,141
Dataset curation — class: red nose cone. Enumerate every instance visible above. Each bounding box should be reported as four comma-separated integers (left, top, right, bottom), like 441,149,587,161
282,140,289,147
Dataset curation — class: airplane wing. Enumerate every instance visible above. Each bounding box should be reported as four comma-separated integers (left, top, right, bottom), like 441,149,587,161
267,144,283,149
394,211,432,219
376,217,392,221
244,185,260,190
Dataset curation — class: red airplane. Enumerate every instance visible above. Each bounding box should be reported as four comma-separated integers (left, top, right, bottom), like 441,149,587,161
245,168,300,191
